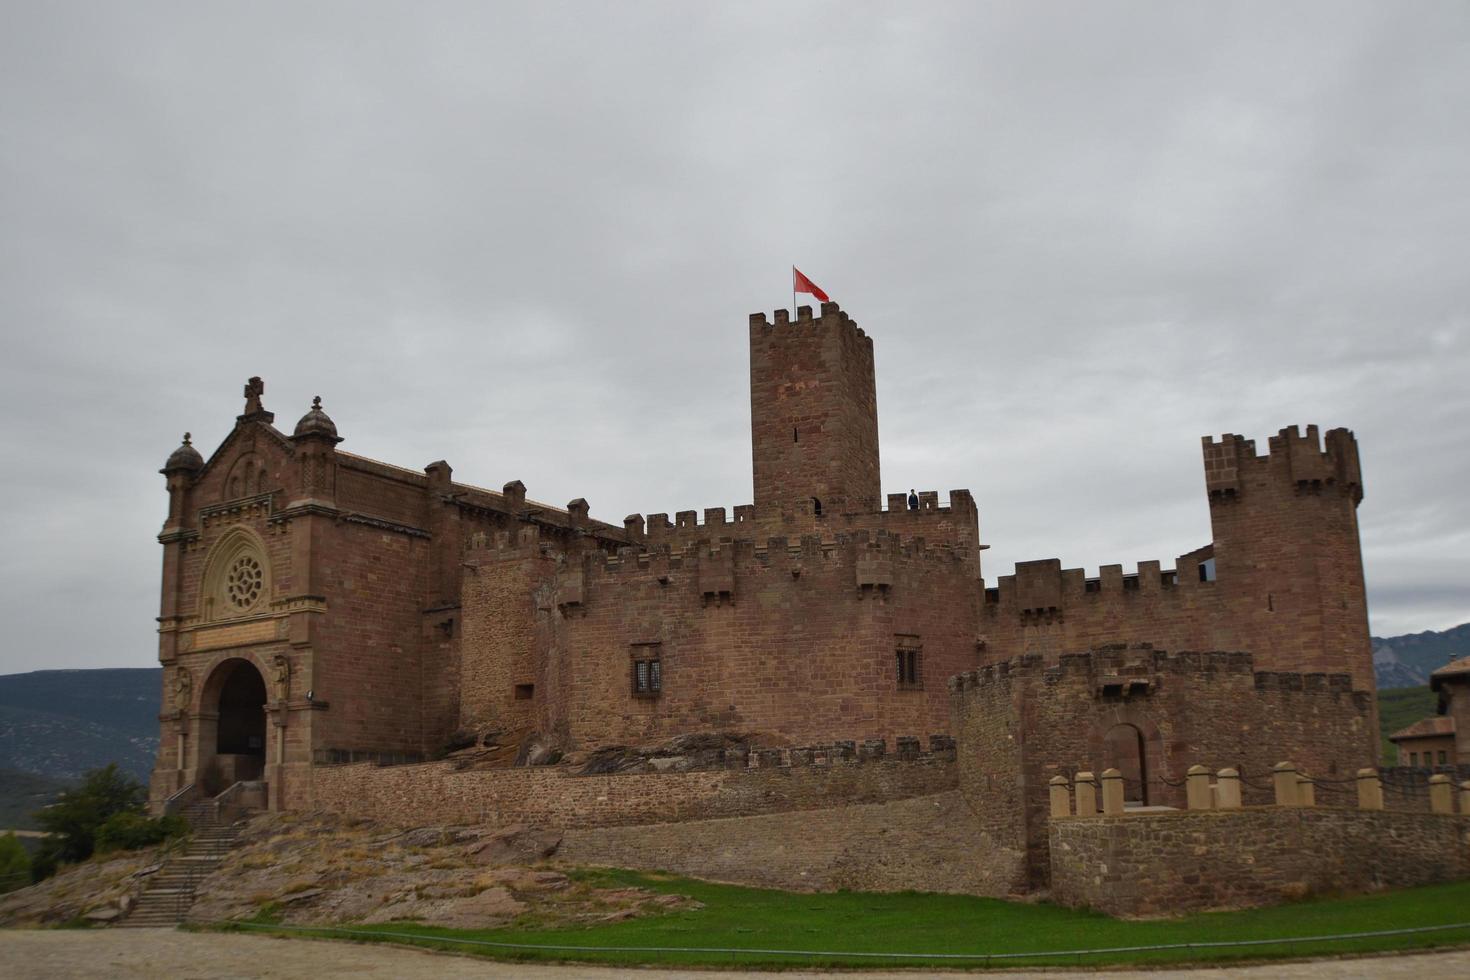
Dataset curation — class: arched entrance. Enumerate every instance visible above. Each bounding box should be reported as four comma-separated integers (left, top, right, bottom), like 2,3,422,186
205,658,267,786
1102,723,1148,806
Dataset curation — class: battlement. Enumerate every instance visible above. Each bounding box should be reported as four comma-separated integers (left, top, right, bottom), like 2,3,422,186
748,301,873,350
984,553,1213,611
574,527,972,581
1203,425,1363,504
948,646,1362,697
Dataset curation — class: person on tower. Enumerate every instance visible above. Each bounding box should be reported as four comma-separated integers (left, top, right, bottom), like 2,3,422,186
907,488,919,512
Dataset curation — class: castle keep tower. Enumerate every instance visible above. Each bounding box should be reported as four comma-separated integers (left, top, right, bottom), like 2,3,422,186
749,302,881,517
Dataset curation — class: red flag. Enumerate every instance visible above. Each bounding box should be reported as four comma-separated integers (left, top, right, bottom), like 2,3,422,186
792,266,830,303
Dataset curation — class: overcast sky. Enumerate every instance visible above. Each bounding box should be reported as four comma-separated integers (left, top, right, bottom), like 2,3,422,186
1,2,1466,675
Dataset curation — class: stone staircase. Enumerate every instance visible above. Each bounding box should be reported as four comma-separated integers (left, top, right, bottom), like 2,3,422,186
118,801,241,928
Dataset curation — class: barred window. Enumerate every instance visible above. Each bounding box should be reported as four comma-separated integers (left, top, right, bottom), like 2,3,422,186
631,644,662,697
895,635,922,690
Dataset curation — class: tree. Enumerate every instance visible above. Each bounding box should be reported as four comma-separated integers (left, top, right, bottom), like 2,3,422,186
33,763,146,866
0,833,29,895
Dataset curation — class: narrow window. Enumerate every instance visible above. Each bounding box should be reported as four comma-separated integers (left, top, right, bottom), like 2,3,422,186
895,635,922,690
812,497,822,516
1410,752,1418,767
514,683,534,700
793,427,798,443
1439,750,1448,765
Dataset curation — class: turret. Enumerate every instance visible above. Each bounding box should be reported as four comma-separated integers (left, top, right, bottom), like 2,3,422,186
1202,425,1372,689
289,395,342,507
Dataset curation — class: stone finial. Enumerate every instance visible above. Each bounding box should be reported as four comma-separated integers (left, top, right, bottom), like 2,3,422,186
1216,768,1242,809
1428,773,1453,814
1074,771,1098,817
1100,768,1125,815
293,395,341,441
1049,775,1071,819
1272,761,1301,806
1186,764,1213,810
1356,768,1383,810
1296,771,1316,807
162,432,204,474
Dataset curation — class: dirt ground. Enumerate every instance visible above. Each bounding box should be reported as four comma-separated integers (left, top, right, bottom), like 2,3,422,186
2,929,1467,979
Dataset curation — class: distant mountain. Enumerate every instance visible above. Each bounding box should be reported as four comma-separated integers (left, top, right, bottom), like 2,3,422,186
0,668,161,784
1373,624,1470,689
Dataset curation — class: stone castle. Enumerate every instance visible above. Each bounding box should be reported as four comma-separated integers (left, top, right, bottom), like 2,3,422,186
149,300,1378,838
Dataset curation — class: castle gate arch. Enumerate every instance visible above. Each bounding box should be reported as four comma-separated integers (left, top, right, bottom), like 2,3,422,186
199,657,268,787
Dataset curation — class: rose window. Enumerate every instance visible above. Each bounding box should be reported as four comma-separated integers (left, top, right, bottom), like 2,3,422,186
225,555,264,610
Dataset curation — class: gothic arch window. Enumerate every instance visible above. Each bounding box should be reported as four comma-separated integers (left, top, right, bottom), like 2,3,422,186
200,528,272,621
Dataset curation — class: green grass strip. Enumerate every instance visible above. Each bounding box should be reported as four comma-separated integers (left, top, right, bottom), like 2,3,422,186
203,870,1470,970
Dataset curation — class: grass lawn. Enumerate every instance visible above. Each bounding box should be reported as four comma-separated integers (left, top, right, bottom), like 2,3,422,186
212,868,1470,970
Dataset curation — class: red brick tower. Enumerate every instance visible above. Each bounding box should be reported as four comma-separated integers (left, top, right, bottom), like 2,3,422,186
749,302,881,517
1203,425,1374,690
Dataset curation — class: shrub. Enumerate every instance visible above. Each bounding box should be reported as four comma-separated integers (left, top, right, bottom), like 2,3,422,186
33,764,146,867
0,833,30,894
95,811,187,853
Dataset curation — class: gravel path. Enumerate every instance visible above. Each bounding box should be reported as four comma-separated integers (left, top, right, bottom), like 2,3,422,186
2,928,1466,979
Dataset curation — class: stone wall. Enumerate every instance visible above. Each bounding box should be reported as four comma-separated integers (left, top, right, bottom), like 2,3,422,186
559,790,1024,896
1050,807,1470,917
950,646,1377,887
308,750,956,829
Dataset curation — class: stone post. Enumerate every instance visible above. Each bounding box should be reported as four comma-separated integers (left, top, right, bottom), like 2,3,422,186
1074,771,1098,817
1216,768,1242,809
1461,780,1470,815
1429,773,1453,814
1356,768,1383,810
1100,768,1125,815
1296,772,1316,807
1272,761,1299,806
1186,764,1213,810
1049,775,1071,818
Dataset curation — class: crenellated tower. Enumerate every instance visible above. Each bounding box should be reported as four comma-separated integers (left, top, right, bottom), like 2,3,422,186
1203,425,1372,689
749,302,881,518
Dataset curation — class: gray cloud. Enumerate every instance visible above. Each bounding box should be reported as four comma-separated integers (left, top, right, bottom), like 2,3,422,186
1,2,1466,672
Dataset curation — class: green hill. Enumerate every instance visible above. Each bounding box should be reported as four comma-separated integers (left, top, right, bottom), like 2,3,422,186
0,668,160,783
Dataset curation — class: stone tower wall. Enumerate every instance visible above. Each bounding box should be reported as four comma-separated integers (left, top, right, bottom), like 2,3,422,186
749,303,880,517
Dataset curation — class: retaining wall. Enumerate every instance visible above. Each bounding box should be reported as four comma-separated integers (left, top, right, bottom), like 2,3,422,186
308,750,956,829
1049,806,1470,917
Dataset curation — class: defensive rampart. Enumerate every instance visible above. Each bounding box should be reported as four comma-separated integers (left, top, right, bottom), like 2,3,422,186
306,737,956,828
949,646,1377,888
1050,807,1470,917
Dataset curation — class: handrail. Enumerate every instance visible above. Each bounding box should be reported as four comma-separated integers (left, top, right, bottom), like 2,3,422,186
162,782,198,818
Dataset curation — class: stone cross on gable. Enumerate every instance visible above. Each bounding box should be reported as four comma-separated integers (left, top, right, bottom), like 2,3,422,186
243,376,265,415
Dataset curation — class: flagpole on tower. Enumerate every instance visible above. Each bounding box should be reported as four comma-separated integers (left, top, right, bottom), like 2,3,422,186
791,265,796,318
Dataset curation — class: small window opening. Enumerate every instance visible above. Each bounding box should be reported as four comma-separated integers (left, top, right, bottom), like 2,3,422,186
513,683,534,700
895,637,922,690
793,427,798,443
1439,750,1448,765
632,656,661,696
1267,592,1274,612
1198,557,1216,582
812,497,822,516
